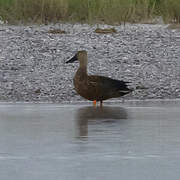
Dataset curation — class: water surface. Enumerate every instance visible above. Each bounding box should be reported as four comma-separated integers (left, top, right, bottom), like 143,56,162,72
0,101,180,180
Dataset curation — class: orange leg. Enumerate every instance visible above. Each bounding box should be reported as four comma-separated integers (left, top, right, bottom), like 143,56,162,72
93,100,97,106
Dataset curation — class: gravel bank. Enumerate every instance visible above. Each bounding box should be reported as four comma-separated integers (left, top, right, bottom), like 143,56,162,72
0,23,180,103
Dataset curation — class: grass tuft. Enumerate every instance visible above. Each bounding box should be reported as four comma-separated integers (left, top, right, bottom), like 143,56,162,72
0,0,180,24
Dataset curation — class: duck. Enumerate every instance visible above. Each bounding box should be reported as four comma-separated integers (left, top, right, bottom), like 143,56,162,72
66,50,133,106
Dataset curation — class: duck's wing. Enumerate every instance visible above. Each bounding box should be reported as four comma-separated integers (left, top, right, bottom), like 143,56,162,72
88,75,131,91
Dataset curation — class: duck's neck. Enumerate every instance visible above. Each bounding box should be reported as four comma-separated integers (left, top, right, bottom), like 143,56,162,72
78,66,87,75
79,59,88,74
79,55,88,68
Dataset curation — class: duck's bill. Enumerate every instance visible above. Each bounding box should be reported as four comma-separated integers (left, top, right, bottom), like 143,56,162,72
66,54,78,63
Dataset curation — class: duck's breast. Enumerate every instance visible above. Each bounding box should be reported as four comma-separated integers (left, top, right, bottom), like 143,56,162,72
73,70,101,101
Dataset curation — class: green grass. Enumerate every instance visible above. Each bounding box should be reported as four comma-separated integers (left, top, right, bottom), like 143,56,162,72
0,0,179,24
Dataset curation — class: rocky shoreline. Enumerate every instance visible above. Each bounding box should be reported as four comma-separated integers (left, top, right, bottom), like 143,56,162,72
0,23,180,103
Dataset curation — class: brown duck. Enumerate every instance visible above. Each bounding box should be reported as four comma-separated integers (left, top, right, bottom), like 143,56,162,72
66,50,133,106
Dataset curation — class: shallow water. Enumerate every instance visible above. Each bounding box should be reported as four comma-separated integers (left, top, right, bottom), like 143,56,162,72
0,101,180,180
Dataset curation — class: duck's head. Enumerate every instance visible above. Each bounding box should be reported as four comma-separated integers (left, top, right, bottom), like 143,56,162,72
66,50,87,67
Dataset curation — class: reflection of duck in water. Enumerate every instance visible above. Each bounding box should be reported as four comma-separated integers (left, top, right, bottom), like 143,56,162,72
66,50,132,106
75,106,128,138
